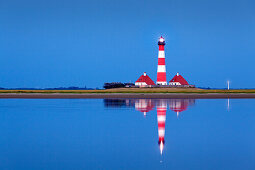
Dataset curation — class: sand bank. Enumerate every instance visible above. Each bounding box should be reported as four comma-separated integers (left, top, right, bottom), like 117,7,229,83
0,93,255,99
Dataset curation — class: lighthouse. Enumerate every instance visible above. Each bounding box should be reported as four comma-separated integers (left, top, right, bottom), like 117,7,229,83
156,36,167,85
157,100,167,155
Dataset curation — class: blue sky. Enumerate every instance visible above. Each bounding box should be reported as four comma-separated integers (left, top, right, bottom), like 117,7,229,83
0,0,255,88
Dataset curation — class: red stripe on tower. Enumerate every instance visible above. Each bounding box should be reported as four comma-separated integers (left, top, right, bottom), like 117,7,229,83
156,36,167,85
157,100,167,155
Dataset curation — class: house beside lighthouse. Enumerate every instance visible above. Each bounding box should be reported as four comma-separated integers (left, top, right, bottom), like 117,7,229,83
135,72,155,87
169,72,189,86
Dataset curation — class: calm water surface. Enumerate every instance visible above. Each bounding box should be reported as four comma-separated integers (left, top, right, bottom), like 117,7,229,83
0,99,255,170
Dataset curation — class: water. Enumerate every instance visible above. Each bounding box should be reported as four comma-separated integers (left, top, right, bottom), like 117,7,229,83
0,99,255,170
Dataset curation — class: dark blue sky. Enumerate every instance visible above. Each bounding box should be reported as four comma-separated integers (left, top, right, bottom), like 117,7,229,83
1,0,255,88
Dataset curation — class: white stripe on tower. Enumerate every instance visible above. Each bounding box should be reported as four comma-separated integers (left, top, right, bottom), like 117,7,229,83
158,51,165,58
156,36,167,85
157,65,166,72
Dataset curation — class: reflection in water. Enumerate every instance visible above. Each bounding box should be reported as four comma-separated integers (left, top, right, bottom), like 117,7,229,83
227,98,230,111
157,100,167,155
104,99,134,108
135,99,154,116
169,99,195,117
104,98,195,154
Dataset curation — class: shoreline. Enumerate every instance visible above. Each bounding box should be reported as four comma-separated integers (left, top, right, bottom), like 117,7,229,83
1,93,255,99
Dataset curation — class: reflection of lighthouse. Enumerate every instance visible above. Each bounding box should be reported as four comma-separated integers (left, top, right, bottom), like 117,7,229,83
135,99,154,116
104,99,196,155
157,100,167,155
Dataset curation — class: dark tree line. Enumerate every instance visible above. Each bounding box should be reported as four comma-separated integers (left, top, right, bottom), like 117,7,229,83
103,82,135,89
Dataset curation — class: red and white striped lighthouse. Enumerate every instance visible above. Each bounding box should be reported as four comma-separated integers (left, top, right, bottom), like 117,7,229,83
156,36,167,85
157,100,167,155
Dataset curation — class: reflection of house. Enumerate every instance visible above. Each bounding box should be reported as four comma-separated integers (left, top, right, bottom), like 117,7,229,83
169,99,195,117
169,72,189,85
135,99,154,116
135,72,155,87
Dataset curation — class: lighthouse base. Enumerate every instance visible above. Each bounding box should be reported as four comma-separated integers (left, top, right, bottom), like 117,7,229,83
156,82,168,85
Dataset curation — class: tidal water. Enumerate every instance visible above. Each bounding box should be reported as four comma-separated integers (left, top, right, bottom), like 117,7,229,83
0,99,255,170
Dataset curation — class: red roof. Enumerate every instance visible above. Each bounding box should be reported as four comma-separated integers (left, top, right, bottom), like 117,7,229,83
136,105,154,113
169,73,189,85
137,107,154,113
136,73,155,85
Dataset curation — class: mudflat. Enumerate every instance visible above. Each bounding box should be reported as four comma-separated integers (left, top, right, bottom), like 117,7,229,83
1,93,255,99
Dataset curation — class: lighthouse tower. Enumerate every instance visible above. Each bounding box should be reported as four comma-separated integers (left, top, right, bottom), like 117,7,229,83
156,36,167,85
157,100,167,155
